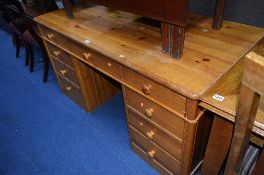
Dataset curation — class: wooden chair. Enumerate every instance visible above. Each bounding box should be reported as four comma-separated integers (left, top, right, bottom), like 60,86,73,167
13,0,58,82
2,1,26,59
225,46,264,174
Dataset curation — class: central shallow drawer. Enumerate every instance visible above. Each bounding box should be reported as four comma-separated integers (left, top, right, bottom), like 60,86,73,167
129,126,181,175
124,87,184,139
126,108,182,161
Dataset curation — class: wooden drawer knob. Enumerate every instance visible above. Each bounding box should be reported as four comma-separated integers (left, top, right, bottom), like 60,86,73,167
142,84,151,95
145,108,153,118
47,34,54,40
146,131,154,140
60,69,67,75
66,86,72,91
83,52,91,60
53,51,60,57
147,150,155,159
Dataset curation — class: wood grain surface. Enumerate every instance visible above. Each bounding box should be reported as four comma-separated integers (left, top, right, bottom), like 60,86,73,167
34,6,264,100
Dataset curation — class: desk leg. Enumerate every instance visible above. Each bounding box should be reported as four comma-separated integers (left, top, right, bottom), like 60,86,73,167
62,0,74,18
161,22,185,59
213,0,227,29
252,148,264,175
201,116,233,175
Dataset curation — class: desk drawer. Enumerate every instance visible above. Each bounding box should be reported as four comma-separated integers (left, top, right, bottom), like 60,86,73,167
129,126,180,175
85,51,121,79
127,108,182,161
124,87,184,139
40,25,91,62
58,75,85,109
52,58,80,86
40,25,121,80
132,143,173,175
46,43,74,68
122,67,186,115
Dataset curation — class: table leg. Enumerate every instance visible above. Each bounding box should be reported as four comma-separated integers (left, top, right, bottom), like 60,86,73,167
201,116,234,175
161,22,185,59
62,0,73,18
224,85,260,175
213,0,227,30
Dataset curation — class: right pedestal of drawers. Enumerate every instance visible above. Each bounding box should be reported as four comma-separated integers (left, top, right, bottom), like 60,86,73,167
123,85,211,175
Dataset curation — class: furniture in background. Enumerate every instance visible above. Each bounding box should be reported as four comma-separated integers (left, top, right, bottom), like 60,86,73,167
34,7,263,174
60,0,228,59
225,44,264,174
2,1,26,59
199,38,264,174
4,0,59,82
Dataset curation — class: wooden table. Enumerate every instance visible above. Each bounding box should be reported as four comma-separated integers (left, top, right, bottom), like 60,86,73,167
61,0,228,59
199,38,264,174
34,6,264,174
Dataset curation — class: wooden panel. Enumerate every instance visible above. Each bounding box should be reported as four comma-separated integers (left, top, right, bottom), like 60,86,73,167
131,142,173,175
58,75,85,109
46,42,74,68
124,87,184,139
52,57,80,86
73,58,120,112
129,126,180,174
122,67,186,115
126,108,182,161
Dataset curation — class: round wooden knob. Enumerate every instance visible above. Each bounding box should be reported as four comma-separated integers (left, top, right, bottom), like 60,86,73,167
66,86,72,91
145,108,153,118
60,70,67,75
53,51,60,57
47,34,54,40
83,52,91,60
142,84,151,95
146,131,154,140
147,150,155,159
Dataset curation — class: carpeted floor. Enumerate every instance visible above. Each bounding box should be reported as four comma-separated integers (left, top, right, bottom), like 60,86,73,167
0,30,158,175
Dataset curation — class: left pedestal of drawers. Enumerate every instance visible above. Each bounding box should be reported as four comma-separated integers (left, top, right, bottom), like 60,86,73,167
38,25,120,112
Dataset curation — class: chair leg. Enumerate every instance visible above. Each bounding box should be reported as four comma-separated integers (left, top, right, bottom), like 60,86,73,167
12,33,20,58
43,57,49,82
28,44,34,73
40,42,49,82
25,43,30,66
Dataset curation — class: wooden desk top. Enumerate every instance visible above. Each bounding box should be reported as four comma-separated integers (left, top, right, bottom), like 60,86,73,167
34,6,264,100
200,57,264,137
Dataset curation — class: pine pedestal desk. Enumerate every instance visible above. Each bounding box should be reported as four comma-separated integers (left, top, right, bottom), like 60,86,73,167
34,6,264,175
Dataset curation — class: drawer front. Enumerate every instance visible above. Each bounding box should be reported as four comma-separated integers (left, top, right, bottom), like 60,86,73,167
132,142,173,175
46,43,74,68
89,52,121,80
124,88,184,139
40,25,121,80
52,58,80,86
122,67,186,115
58,75,85,109
127,108,182,161
129,126,180,175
